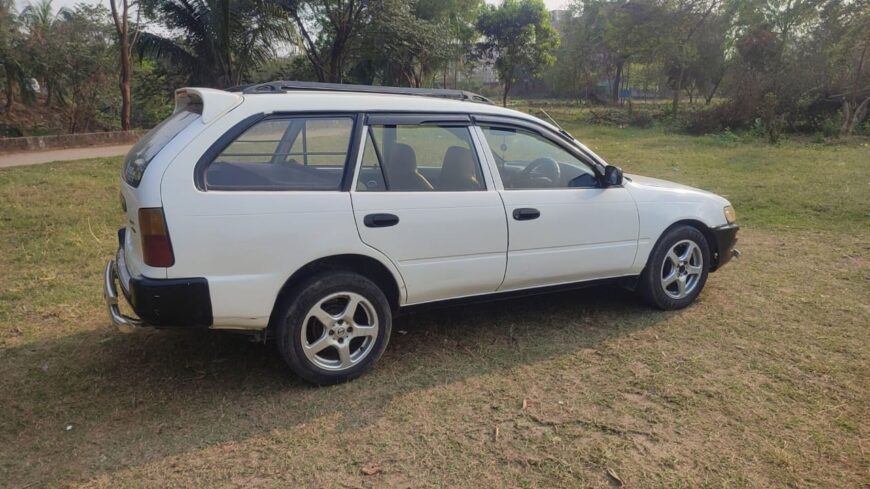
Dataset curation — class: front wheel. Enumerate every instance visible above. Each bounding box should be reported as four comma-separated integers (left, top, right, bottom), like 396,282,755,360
638,225,710,310
275,272,392,385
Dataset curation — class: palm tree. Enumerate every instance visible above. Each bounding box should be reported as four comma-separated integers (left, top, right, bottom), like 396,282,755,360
0,0,27,109
137,0,290,88
19,0,74,105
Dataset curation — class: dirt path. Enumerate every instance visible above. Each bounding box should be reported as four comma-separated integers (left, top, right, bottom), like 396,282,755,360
0,144,132,169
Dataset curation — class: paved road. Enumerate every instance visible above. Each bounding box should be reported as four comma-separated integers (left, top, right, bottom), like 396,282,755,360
0,144,132,169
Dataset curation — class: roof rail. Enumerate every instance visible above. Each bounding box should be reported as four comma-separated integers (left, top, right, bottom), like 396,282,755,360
227,80,495,105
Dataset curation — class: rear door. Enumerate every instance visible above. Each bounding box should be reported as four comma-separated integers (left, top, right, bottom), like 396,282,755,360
350,114,508,304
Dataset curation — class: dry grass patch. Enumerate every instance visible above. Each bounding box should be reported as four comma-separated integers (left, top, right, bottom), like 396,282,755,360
0,130,868,487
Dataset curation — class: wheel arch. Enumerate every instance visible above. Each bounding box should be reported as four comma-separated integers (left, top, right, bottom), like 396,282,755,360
651,219,721,271
268,254,403,329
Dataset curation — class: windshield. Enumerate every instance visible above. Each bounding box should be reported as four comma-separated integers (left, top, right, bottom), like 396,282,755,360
123,105,201,187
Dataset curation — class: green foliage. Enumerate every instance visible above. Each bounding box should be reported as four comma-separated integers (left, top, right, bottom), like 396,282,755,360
137,0,290,87
132,59,175,128
1,0,866,137
476,0,558,106
361,0,452,87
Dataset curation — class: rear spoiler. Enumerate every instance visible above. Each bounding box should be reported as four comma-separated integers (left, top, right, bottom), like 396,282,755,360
174,88,243,124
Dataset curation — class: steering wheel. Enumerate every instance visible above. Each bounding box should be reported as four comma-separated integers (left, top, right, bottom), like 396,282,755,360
517,157,561,188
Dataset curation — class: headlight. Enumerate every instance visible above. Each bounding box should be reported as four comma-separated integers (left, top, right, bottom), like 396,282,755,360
724,205,737,224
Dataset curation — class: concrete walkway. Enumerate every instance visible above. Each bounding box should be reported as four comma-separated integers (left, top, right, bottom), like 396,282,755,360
0,144,132,169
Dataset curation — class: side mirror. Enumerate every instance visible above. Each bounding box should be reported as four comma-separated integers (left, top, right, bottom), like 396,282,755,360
604,165,623,187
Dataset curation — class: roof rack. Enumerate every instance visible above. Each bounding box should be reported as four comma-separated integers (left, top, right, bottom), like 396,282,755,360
227,80,494,105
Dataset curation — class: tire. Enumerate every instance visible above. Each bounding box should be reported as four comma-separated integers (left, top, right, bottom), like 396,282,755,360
638,225,710,310
274,271,392,385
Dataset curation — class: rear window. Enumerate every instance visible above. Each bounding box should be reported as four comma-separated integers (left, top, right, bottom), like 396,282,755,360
123,105,201,187
203,116,354,191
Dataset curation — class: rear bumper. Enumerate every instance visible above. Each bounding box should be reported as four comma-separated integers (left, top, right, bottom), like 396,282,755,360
103,230,213,330
710,224,740,271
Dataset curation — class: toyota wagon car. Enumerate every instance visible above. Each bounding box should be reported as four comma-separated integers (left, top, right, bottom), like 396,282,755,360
104,81,740,384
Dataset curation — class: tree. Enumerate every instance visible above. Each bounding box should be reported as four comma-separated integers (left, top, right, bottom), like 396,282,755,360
662,0,722,115
20,0,73,106
602,1,664,105
357,0,451,87
138,0,289,87
477,0,558,106
280,0,368,83
828,1,870,136
109,0,140,130
48,4,118,132
0,0,26,109
414,0,482,88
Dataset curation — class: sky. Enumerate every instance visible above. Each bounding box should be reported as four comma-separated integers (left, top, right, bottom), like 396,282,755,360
21,0,573,15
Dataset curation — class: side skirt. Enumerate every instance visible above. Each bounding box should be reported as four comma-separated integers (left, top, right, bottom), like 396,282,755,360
396,275,639,316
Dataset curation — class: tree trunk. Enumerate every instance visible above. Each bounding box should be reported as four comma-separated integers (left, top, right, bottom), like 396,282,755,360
221,0,231,86
110,0,134,130
705,76,722,105
119,51,132,130
611,60,624,104
672,65,685,115
840,96,870,137
2,65,12,110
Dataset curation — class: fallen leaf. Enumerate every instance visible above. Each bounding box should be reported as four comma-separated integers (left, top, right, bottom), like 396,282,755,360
361,463,381,476
606,467,624,486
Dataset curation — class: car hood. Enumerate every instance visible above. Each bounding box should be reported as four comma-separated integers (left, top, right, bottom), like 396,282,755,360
625,173,730,206
626,174,704,192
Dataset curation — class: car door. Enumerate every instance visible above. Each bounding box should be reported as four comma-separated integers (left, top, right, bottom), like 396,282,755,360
475,122,639,291
350,114,508,304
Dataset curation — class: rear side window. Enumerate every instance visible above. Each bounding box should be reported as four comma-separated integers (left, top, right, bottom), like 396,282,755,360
123,106,201,187
205,116,354,191
356,125,484,192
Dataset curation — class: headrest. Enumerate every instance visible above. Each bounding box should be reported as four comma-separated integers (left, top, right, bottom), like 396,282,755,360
442,146,475,176
387,143,417,174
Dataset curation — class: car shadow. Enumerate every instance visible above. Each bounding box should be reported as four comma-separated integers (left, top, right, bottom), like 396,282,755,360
0,285,673,486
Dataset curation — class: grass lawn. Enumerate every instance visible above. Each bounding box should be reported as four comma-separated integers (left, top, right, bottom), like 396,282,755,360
0,121,867,488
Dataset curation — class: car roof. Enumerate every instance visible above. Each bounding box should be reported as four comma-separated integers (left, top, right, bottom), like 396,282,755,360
239,90,546,123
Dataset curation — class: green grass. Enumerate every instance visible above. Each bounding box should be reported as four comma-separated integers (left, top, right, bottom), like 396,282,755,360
0,121,868,488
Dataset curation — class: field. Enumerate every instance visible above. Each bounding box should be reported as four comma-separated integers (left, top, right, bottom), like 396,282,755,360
0,119,868,487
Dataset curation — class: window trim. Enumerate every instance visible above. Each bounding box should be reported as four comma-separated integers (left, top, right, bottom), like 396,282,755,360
194,112,362,192
475,121,605,191
365,113,471,126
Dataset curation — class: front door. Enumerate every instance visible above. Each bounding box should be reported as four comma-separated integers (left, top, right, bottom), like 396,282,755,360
351,117,508,304
477,124,639,291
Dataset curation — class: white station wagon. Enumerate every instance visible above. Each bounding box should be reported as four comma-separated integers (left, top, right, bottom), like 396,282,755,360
104,82,740,384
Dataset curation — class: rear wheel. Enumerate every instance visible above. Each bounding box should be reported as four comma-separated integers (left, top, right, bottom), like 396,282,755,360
275,272,391,385
639,225,710,310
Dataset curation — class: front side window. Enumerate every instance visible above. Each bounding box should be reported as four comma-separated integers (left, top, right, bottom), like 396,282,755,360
356,124,484,192
205,116,354,190
480,126,599,189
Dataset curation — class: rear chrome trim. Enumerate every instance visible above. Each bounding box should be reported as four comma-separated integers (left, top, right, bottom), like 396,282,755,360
103,260,143,332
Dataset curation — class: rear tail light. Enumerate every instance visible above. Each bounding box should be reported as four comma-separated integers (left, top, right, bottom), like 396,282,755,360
138,207,175,267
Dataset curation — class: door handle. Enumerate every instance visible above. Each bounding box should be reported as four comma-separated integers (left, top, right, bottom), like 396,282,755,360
512,208,541,221
364,213,400,228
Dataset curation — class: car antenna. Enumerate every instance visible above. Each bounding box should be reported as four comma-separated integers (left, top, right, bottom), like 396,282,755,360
538,108,575,140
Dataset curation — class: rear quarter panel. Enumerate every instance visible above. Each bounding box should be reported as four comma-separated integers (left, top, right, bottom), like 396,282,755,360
159,108,404,329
